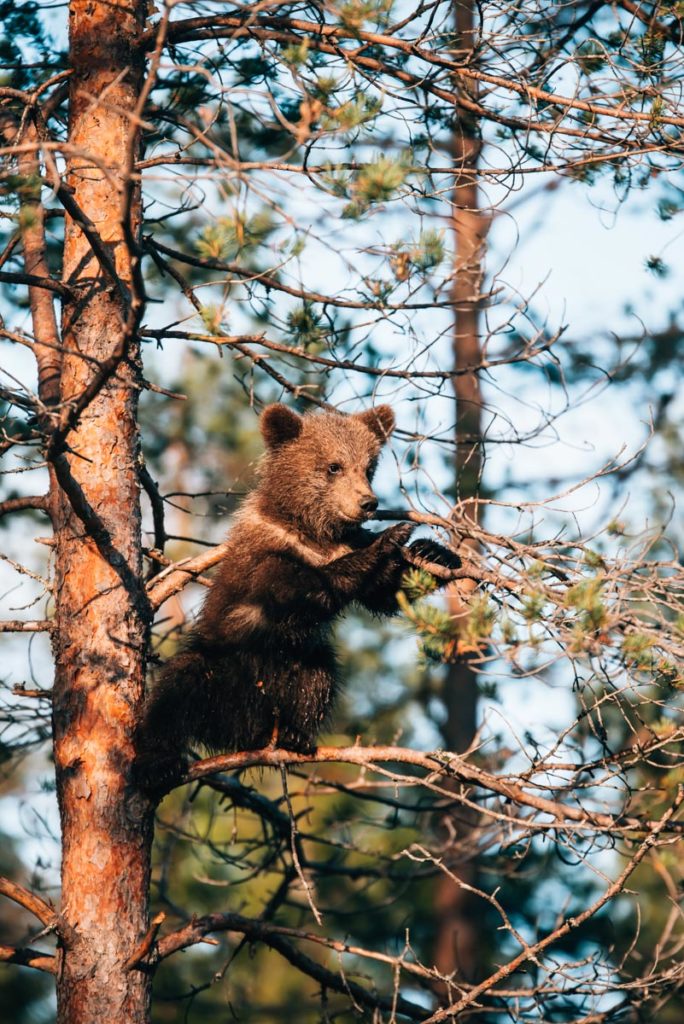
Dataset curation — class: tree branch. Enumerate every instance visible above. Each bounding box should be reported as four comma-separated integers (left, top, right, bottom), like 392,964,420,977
50,453,150,612
145,12,684,150
139,464,166,579
146,541,229,609
0,620,53,633
16,116,62,407
0,876,58,928
150,912,426,1020
123,912,166,972
0,495,49,519
422,786,684,1022
182,745,684,837
0,268,71,297
145,236,452,312
0,944,56,974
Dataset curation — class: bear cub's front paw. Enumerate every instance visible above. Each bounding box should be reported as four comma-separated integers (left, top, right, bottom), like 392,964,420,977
377,523,415,552
408,538,462,570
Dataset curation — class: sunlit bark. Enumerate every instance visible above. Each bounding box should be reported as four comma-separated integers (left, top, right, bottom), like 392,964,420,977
50,3,152,1021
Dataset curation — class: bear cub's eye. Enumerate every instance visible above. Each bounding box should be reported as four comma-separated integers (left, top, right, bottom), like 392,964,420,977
328,463,343,475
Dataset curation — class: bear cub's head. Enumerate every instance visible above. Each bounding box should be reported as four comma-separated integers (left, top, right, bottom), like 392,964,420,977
258,403,395,541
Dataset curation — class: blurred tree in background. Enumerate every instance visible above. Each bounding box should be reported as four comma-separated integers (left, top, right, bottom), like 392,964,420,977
1,1,684,1022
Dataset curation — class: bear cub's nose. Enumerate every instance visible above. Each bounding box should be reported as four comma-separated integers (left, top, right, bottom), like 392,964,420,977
360,496,378,513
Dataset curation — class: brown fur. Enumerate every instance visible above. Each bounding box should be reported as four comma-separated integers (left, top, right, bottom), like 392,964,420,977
137,404,459,793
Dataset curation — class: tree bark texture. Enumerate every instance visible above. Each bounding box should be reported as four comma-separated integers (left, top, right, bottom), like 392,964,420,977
50,3,152,1022
434,0,489,984
17,123,62,407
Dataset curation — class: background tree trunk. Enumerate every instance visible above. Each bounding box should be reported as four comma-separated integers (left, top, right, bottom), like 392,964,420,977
433,0,488,984
50,3,152,1021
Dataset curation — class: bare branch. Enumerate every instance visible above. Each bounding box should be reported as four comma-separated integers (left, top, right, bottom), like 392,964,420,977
152,911,426,1020
0,876,58,929
422,787,684,1022
0,944,56,974
183,744,684,837
124,911,166,972
0,495,49,518
0,620,53,633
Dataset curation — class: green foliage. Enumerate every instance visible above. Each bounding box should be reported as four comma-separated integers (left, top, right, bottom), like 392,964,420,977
390,229,445,281
396,577,495,663
645,254,669,277
322,91,383,133
0,0,57,90
312,74,339,101
583,548,606,570
575,39,606,73
655,658,680,687
0,171,42,203
465,595,496,642
286,302,324,348
527,559,546,579
637,29,666,75
342,155,411,218
397,588,455,662
521,590,545,623
337,0,394,33
319,164,353,198
234,55,276,83
650,94,665,129
196,209,275,262
564,576,607,632
281,36,310,68
566,161,602,185
621,631,655,670
401,567,439,601
500,616,518,645
658,197,681,221
198,304,226,334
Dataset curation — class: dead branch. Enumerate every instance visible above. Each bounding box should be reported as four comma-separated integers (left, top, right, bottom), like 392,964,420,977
0,495,49,518
0,876,58,928
0,620,53,633
151,911,426,1020
422,787,684,1022
124,911,166,972
0,944,56,974
12,684,53,699
146,542,230,609
183,745,684,837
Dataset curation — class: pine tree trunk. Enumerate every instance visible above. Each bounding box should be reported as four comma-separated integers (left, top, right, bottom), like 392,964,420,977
433,0,489,985
50,3,152,1021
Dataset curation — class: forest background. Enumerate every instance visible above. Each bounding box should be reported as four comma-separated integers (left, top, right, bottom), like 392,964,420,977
1,1,684,1022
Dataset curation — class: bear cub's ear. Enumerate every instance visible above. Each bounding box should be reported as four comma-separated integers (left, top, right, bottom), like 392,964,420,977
261,404,303,449
356,405,396,443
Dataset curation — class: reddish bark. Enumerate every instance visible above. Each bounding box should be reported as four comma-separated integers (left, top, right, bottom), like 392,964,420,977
17,123,62,407
49,3,152,1022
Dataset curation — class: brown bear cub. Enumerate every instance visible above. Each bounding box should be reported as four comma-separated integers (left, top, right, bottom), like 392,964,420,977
138,403,459,791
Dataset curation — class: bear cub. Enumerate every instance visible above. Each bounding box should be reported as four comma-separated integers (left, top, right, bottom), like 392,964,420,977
138,403,459,789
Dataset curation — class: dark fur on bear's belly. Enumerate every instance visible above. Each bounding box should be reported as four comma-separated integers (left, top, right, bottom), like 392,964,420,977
147,635,337,756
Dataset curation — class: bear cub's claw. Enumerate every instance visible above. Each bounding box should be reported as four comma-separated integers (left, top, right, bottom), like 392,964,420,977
408,538,462,570
380,522,415,549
